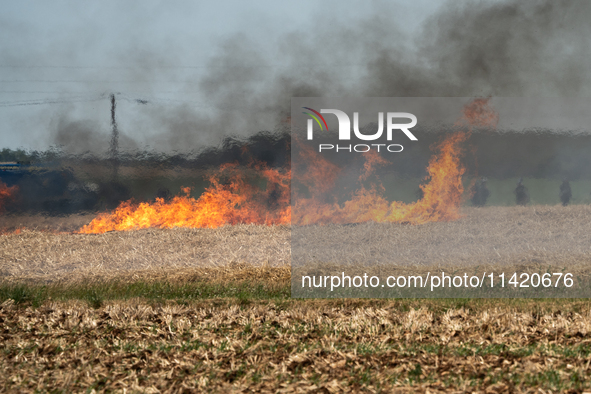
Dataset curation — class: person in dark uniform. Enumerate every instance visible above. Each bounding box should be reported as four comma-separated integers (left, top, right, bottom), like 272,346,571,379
515,178,529,206
470,177,490,207
559,179,572,206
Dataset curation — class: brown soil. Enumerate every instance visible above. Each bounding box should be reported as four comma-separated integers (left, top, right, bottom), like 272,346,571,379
1,298,591,392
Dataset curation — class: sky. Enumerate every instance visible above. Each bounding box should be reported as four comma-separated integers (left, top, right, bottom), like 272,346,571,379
1,0,590,154
0,0,438,152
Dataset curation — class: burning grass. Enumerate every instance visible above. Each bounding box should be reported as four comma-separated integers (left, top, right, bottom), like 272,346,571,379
77,129,468,234
0,181,17,213
68,98,498,234
78,163,291,234
291,130,468,227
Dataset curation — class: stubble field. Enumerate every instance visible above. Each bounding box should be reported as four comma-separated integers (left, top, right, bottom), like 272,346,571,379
1,205,591,392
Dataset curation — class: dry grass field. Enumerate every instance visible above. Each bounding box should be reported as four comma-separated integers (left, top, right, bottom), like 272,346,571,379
0,213,97,233
1,205,591,391
1,204,590,282
0,224,289,282
293,205,591,268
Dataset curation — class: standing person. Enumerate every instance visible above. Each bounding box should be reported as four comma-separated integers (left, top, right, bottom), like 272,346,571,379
470,177,490,207
559,179,572,206
515,178,530,206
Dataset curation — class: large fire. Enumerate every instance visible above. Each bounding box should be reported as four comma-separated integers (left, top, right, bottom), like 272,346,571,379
292,98,497,225
291,131,468,225
79,163,291,233
79,99,497,234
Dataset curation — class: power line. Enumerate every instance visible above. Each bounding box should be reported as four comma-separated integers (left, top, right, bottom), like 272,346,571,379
0,65,212,69
0,92,263,113
0,92,215,110
0,80,206,84
0,94,106,108
0,64,367,69
0,91,201,94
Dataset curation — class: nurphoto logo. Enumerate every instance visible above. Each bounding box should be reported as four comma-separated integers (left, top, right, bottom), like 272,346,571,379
303,107,417,153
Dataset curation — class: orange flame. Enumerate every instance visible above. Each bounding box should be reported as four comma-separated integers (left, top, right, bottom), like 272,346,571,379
79,98,497,233
291,131,468,225
79,163,290,233
0,182,17,213
291,98,497,225
461,97,499,128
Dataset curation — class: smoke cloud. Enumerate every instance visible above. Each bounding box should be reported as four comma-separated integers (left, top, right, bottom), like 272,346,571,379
193,1,590,147
0,0,585,164
33,0,588,154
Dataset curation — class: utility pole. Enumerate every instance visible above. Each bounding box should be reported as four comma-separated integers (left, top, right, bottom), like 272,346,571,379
109,93,119,181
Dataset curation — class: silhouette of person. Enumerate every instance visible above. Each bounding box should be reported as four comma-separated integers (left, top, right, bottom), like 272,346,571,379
559,180,572,206
470,177,490,207
515,178,529,206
